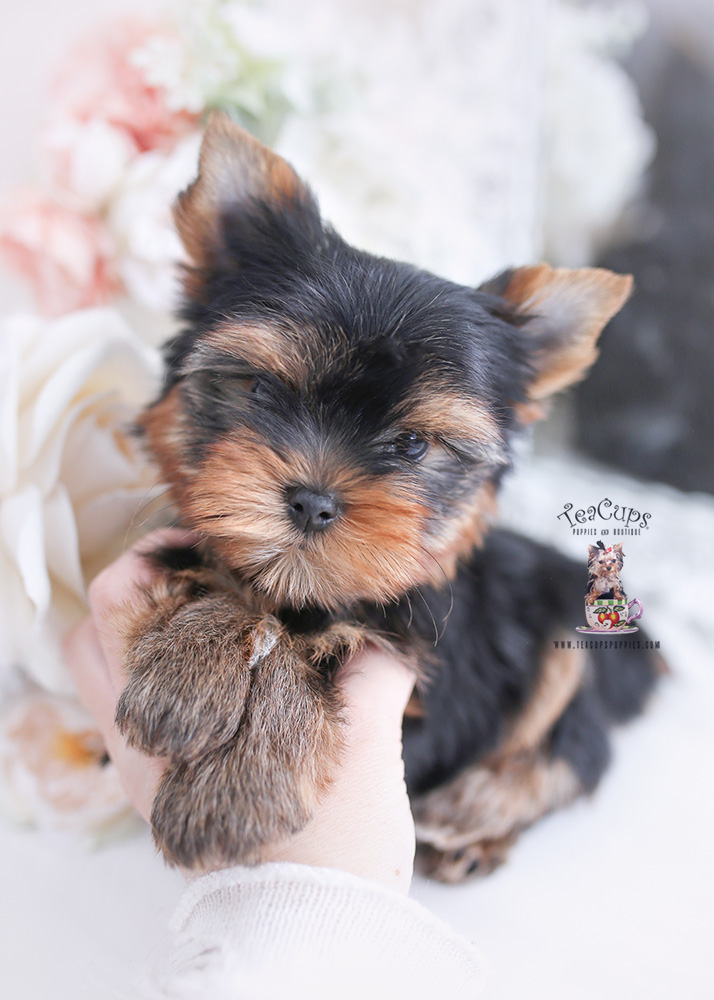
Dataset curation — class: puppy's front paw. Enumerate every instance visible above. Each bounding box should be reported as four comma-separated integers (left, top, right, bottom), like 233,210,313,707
151,747,312,868
149,641,344,869
116,594,279,761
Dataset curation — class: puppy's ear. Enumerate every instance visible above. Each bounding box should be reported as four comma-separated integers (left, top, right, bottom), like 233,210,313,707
588,544,600,560
484,264,632,405
174,112,317,267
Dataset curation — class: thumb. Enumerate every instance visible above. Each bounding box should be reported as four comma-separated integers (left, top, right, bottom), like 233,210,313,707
336,647,416,735
264,645,417,891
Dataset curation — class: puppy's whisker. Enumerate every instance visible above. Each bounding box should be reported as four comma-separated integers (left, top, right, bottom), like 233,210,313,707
404,590,414,630
420,546,454,636
137,500,179,521
123,479,171,551
129,482,166,525
125,500,181,545
413,585,440,647
131,508,181,533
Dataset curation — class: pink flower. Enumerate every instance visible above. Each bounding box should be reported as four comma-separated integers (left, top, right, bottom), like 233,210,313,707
47,18,198,156
0,191,120,316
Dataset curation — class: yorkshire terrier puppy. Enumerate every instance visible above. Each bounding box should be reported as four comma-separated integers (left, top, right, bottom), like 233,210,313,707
116,113,660,880
585,541,626,603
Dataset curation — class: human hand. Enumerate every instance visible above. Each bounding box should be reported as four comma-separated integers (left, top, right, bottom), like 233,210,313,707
63,530,417,893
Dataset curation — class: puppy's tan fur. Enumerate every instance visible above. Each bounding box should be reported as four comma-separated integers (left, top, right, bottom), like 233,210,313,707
414,646,587,881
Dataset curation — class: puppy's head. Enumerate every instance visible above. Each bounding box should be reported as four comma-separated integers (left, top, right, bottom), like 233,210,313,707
588,543,625,580
141,113,632,611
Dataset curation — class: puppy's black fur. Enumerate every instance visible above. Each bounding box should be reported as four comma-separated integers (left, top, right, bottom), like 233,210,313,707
397,531,657,795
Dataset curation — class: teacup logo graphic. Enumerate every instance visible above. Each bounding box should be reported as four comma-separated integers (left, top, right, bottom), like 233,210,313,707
576,540,643,634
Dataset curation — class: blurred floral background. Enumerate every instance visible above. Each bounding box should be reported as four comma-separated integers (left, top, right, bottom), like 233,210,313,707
0,3,712,998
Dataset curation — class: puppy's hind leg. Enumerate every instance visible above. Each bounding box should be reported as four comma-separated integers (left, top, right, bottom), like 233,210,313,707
414,750,586,882
414,647,611,883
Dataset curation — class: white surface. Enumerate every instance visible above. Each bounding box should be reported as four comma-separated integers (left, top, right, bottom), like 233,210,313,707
0,822,183,998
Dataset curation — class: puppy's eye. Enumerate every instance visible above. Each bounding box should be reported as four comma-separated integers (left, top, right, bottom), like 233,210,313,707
208,374,268,401
249,375,270,398
393,432,429,462
204,374,254,400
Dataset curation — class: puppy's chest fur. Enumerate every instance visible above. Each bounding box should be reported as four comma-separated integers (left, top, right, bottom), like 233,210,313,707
151,536,433,682
588,573,622,596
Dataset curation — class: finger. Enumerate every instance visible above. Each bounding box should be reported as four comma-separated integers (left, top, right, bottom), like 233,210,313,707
88,527,201,689
63,618,166,824
88,527,200,621
62,618,118,737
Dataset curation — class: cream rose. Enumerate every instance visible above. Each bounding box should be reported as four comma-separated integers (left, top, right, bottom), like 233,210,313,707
0,307,163,692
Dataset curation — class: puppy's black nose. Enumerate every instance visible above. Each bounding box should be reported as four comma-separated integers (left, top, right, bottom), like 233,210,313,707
287,486,340,534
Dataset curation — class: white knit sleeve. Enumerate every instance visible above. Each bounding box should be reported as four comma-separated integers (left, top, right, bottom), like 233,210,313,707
139,863,489,1000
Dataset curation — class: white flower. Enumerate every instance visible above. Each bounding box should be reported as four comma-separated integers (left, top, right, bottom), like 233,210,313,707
0,308,162,691
0,682,131,832
41,117,139,214
133,0,303,132
274,2,536,283
108,132,201,313
277,0,653,284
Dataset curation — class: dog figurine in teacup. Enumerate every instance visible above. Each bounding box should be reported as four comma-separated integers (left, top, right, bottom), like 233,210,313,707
582,541,643,632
